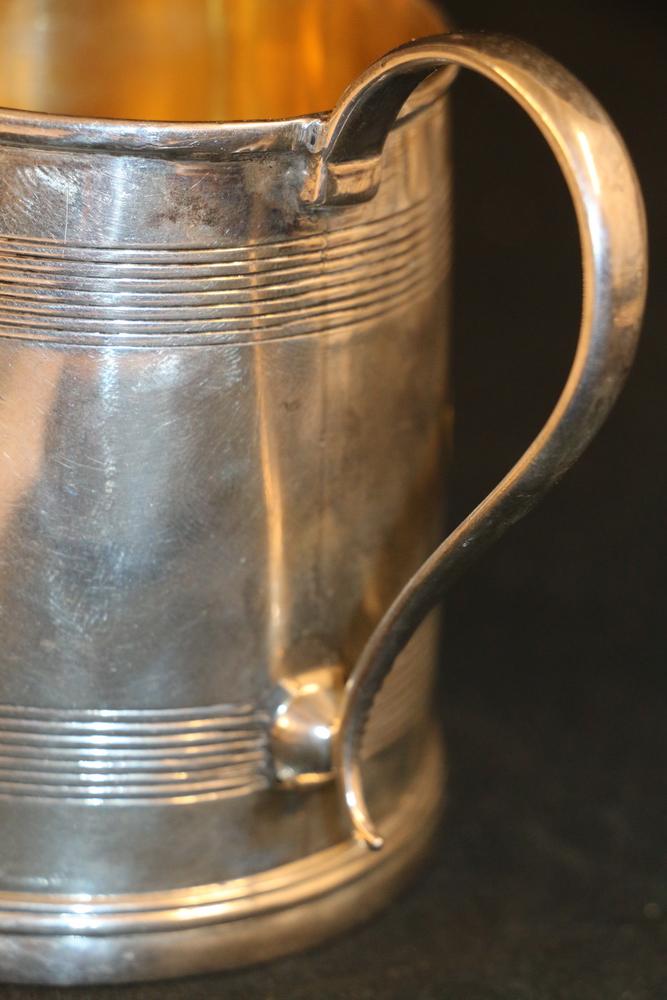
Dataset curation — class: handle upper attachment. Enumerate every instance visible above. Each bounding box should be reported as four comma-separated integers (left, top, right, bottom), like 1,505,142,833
317,33,647,850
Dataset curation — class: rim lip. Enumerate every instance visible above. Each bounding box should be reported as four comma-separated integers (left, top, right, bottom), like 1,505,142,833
0,68,455,159
0,108,321,158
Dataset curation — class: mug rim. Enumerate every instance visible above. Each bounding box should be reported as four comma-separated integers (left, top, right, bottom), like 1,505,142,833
0,66,455,160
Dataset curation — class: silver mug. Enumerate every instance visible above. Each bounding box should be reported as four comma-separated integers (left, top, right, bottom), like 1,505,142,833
0,29,646,985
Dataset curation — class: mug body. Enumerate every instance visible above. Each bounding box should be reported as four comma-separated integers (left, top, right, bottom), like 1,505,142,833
0,75,451,982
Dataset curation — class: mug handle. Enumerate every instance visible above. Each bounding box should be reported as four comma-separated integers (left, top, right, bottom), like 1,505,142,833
308,33,648,850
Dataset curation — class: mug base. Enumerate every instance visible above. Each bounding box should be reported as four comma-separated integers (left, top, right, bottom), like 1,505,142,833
0,729,445,985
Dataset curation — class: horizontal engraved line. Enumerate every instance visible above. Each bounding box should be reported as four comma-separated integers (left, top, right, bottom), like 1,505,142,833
0,777,264,799
0,751,262,772
0,226,430,300
0,754,262,788
0,195,449,344
0,242,446,336
0,702,256,718
0,740,263,760
0,259,435,329
0,758,264,782
0,234,433,315
0,703,269,802
0,260,442,330
0,232,421,282
0,272,446,346
0,733,265,748
0,211,436,296
0,208,433,276
0,719,266,738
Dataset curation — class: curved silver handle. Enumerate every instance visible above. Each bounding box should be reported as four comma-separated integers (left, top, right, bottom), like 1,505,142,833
320,33,647,850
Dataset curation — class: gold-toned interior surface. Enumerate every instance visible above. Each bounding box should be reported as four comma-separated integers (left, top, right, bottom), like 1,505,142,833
0,0,447,122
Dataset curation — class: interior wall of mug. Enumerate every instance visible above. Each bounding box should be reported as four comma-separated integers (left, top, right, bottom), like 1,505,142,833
0,0,447,121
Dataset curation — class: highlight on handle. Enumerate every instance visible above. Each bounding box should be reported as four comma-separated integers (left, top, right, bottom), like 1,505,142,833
326,32,647,850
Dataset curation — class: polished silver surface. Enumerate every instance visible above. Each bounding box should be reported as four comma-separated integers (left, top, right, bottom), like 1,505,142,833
0,45,451,982
270,666,344,786
0,28,647,986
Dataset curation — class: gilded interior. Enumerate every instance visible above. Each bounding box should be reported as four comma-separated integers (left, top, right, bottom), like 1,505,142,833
0,0,447,121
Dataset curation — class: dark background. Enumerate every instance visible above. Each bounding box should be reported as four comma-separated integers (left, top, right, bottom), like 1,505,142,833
4,1,666,998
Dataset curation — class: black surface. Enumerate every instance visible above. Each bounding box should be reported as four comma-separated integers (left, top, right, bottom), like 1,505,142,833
4,1,667,997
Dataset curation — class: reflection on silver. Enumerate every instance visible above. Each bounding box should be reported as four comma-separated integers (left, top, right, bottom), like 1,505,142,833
270,667,344,784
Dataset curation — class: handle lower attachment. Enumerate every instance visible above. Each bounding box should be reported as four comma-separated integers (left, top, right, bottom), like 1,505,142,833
317,33,647,850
